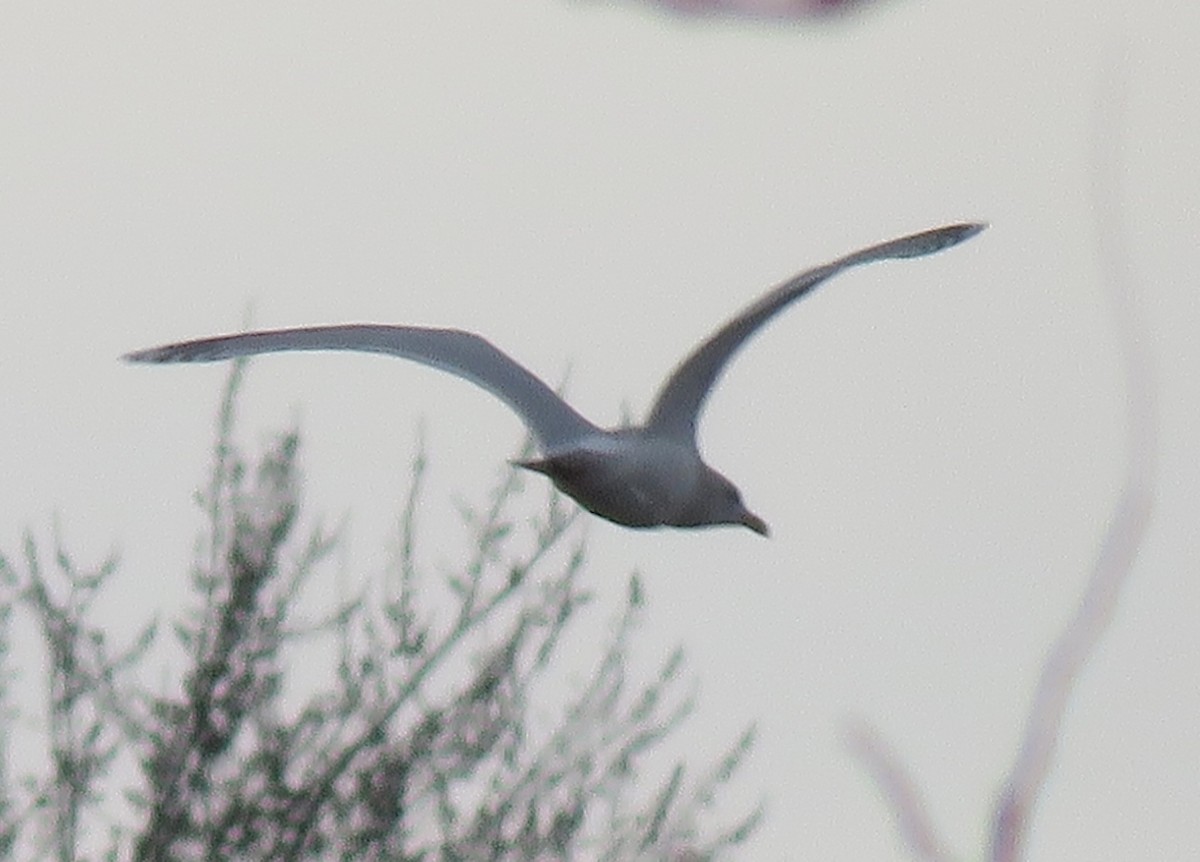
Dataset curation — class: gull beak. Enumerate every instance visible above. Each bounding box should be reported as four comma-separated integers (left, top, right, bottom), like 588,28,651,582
740,510,770,537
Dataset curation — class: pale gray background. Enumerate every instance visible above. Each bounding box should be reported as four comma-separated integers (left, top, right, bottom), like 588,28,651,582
2,0,1197,858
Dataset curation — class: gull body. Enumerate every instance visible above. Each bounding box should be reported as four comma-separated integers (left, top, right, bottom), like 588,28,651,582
515,431,749,532
126,222,985,536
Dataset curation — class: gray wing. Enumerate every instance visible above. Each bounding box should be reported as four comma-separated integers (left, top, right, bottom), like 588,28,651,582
644,222,986,442
125,324,601,451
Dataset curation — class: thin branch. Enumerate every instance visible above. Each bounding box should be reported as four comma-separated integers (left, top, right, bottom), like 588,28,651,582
850,53,1157,862
990,53,1158,862
843,720,955,862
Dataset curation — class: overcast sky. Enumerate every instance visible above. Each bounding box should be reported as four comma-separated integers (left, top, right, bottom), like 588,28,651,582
2,1,1197,858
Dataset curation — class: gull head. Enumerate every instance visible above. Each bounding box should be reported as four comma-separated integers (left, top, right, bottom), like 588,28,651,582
680,467,770,537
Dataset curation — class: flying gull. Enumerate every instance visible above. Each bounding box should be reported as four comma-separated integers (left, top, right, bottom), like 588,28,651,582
126,222,985,536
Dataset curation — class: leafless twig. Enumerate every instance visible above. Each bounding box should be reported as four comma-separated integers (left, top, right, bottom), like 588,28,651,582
849,54,1158,862
990,52,1157,862
843,720,955,862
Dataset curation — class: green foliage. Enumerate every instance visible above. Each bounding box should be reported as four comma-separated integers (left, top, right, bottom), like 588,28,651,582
0,363,758,861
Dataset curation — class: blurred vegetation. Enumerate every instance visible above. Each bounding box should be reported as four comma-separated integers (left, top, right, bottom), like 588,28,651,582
0,362,758,861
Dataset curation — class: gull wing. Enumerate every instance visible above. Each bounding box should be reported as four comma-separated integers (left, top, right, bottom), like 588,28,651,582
643,222,986,442
125,324,600,451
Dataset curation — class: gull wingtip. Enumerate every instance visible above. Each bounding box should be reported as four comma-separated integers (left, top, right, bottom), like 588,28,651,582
122,347,154,364
917,220,988,254
122,345,177,364
949,220,989,242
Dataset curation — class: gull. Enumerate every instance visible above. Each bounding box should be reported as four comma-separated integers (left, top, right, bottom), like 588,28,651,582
126,222,984,536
